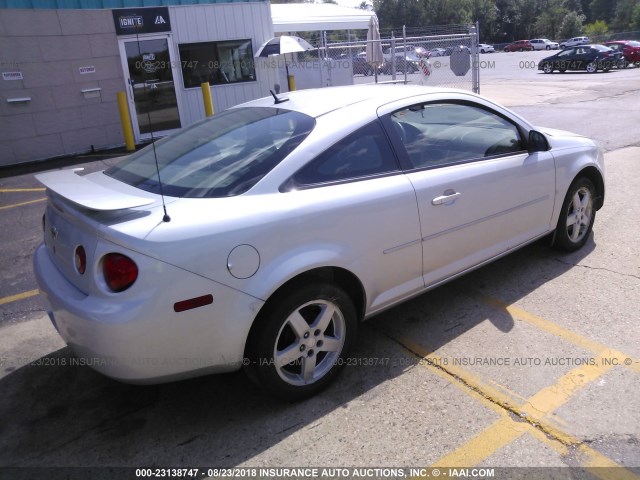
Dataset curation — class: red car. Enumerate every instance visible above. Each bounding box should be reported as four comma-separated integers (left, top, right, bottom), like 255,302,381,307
504,40,534,52
603,40,640,67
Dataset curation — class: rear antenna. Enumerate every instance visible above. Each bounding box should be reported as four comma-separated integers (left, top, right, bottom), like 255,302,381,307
135,33,170,223
270,89,289,104
149,129,171,223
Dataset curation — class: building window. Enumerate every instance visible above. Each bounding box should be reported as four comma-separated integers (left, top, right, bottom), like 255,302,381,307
178,40,256,88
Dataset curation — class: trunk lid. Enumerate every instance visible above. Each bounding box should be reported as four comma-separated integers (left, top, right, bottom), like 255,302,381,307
36,168,171,295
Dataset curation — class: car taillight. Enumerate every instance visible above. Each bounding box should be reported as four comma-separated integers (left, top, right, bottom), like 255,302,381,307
102,253,138,292
74,245,86,275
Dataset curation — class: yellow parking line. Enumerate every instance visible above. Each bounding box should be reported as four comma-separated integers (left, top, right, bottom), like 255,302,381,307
431,417,528,468
394,337,635,475
398,337,522,411
396,336,577,445
0,198,46,210
480,295,640,374
526,428,638,480
581,446,640,480
0,289,40,306
391,340,508,417
0,188,46,193
522,350,615,417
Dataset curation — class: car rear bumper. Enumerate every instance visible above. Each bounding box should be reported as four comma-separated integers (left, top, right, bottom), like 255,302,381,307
33,243,263,383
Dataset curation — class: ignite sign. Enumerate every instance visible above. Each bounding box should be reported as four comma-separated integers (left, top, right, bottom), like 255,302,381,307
112,7,171,36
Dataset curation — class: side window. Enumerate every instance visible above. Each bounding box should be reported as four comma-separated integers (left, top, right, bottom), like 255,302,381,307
390,102,525,170
291,120,398,186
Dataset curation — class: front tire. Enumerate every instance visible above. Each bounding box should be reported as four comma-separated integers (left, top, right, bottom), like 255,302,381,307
543,63,553,74
552,177,596,251
245,283,357,401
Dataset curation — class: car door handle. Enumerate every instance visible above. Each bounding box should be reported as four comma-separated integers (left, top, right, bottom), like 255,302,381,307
432,191,461,205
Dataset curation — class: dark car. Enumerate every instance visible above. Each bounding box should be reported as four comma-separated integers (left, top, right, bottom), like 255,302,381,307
351,56,376,76
380,56,419,74
338,54,376,76
504,40,534,52
603,40,640,67
538,44,621,73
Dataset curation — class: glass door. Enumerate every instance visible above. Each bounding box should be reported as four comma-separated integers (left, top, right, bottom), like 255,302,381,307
120,36,182,139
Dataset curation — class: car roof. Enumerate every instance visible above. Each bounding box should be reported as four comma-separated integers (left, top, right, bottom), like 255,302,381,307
234,84,470,119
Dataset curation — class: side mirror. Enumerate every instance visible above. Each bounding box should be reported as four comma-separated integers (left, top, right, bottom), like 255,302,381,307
528,130,550,153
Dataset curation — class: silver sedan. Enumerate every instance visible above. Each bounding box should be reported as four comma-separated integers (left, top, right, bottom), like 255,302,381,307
34,85,605,400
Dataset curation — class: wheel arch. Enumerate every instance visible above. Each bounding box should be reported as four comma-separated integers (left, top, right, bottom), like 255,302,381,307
576,166,605,210
243,266,367,359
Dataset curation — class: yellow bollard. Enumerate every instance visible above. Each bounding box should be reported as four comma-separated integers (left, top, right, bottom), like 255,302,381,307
116,92,135,152
287,74,296,92
201,82,214,117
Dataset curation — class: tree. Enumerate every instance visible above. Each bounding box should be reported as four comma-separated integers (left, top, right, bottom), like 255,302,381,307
612,0,640,31
534,0,568,39
559,10,585,38
579,0,592,22
374,0,425,29
589,0,616,24
420,0,472,25
470,0,499,41
563,0,584,15
632,2,640,29
584,19,609,38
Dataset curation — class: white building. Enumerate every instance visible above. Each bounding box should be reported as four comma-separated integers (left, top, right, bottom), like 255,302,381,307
0,1,374,167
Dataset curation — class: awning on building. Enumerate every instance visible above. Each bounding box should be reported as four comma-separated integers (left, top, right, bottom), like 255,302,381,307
271,3,375,32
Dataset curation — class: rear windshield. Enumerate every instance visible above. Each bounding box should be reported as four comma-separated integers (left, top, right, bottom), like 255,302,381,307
105,107,315,198
591,45,612,52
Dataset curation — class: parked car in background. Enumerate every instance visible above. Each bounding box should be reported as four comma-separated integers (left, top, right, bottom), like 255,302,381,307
34,84,605,401
443,45,470,55
380,55,419,74
382,45,428,61
504,40,534,52
478,43,495,53
338,53,377,76
603,40,640,67
560,36,590,48
428,47,447,57
538,44,621,73
530,38,560,50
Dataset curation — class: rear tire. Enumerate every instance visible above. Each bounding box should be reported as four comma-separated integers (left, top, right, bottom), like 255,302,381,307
552,177,596,252
244,283,357,401
586,62,598,73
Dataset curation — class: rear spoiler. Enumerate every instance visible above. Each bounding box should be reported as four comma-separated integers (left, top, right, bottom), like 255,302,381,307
35,168,156,211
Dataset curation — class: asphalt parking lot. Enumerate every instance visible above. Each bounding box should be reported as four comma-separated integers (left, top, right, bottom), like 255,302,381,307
1,51,639,479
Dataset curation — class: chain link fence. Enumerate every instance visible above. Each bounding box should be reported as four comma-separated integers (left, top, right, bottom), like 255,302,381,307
287,24,480,93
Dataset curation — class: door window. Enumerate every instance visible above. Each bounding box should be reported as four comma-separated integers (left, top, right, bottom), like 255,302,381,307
389,102,525,170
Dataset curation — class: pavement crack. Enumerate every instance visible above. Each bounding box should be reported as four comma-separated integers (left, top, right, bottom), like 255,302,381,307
550,257,640,281
379,329,581,448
